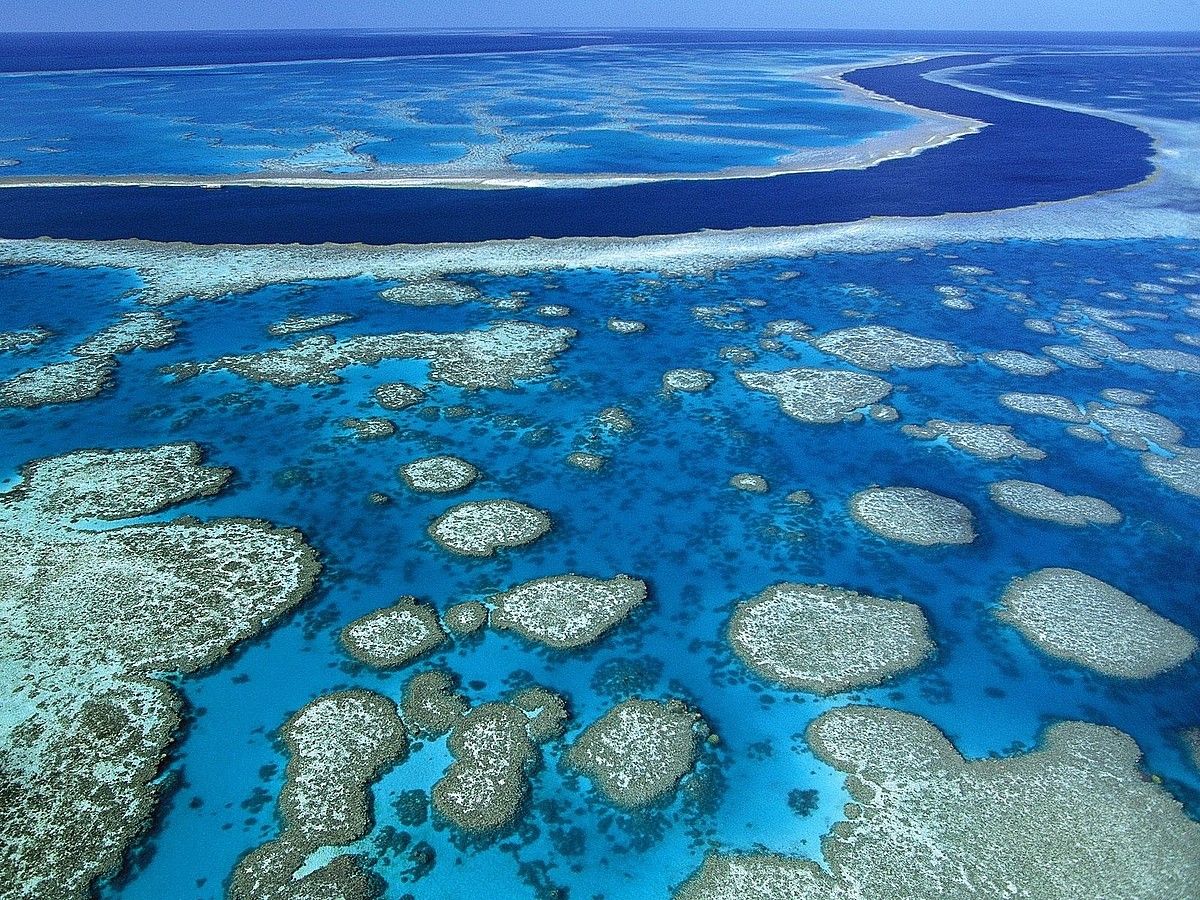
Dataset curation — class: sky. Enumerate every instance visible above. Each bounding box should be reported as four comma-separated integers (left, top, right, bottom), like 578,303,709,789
2,0,1198,32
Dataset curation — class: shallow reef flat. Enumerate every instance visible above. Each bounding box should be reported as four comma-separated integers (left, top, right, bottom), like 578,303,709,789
566,450,607,471
380,278,481,306
849,486,977,546
267,311,355,336
727,583,934,694
678,706,1200,899
373,381,426,410
901,419,1046,460
737,368,892,424
0,311,176,408
997,388,1200,496
1183,729,1200,773
3,231,1200,897
164,320,575,390
341,416,396,440
981,349,1058,376
988,479,1122,526
428,499,551,557
444,600,489,635
14,442,230,520
402,669,470,737
997,568,1197,679
566,699,707,808
400,455,480,494
807,324,970,371
0,325,50,352
341,597,446,668
230,689,407,900
488,574,648,649
998,391,1089,423
662,367,716,393
0,42,967,186
432,703,540,832
1144,448,1200,497
430,682,568,833
0,443,319,900
729,472,770,493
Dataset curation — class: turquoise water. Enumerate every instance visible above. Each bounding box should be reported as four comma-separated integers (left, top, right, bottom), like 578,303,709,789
2,237,1198,897
0,46,917,178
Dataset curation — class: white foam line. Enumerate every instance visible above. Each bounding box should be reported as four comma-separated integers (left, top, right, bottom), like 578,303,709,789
0,58,1195,304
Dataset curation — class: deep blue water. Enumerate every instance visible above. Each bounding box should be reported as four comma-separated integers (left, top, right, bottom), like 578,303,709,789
950,50,1200,121
3,29,1196,74
0,55,1156,242
2,238,1198,899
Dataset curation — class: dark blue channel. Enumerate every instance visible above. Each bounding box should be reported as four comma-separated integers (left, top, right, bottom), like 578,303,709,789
0,54,1154,244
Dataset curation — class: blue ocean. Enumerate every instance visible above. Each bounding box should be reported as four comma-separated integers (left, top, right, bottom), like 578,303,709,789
0,28,1198,900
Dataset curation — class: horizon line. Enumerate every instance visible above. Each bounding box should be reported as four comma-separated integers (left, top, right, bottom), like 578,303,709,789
3,25,1200,36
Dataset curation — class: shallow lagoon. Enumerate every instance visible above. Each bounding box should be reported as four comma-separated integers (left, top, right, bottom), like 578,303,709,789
2,236,1198,898
0,45,916,180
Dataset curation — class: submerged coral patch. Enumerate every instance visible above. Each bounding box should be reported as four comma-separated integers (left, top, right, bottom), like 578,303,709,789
0,311,176,408
341,597,447,668
428,499,551,557
737,368,892,424
729,473,769,493
849,486,976,546
7,442,230,521
0,444,318,900
662,368,716,393
431,703,538,832
982,349,1059,376
400,455,480,494
373,381,426,410
677,706,1200,900
727,582,933,694
380,278,481,306
997,568,1197,679
902,418,1046,460
566,699,705,808
489,574,648,649
809,325,969,371
989,480,1122,526
229,689,407,900
998,391,1088,423
164,320,574,390
444,600,488,635
267,312,355,336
